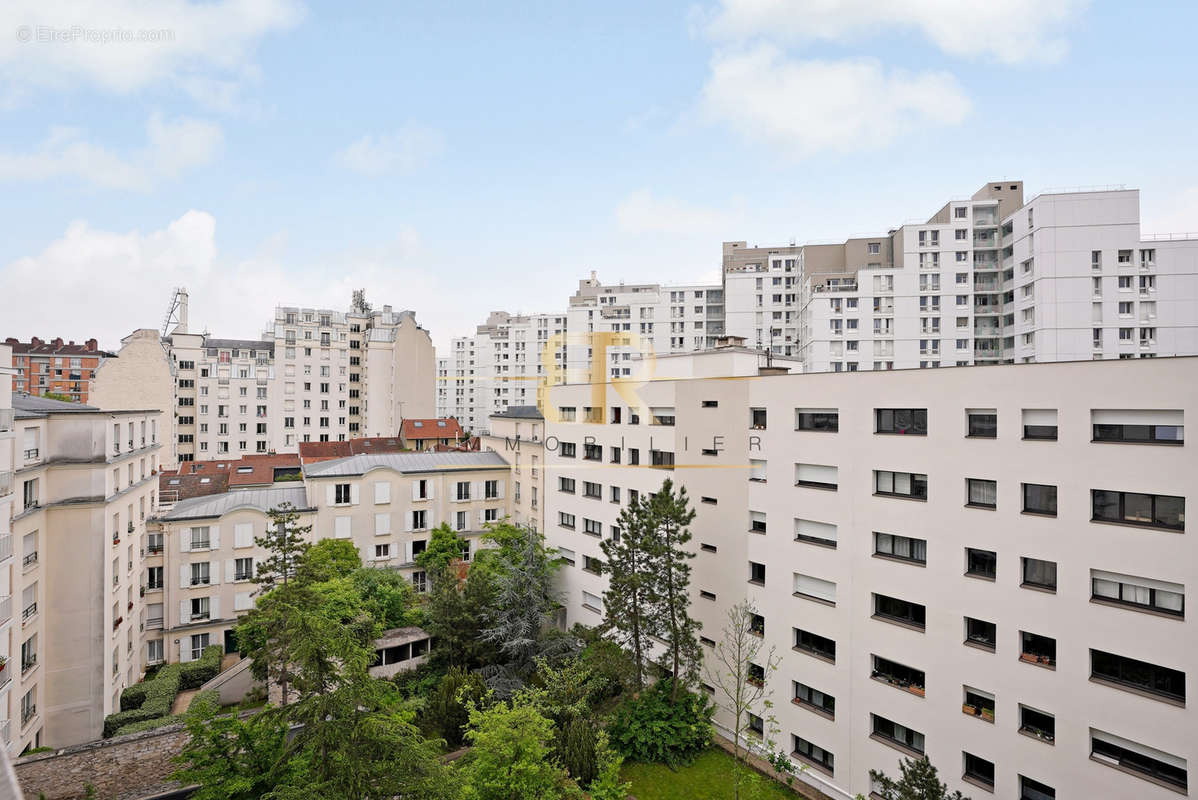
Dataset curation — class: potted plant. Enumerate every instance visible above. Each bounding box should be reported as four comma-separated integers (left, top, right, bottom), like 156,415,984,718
981,708,994,722
0,656,7,672
962,703,976,715
911,686,925,697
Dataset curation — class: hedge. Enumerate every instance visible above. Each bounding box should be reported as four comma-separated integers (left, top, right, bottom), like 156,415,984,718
104,664,181,737
112,715,183,737
188,689,221,714
179,645,223,690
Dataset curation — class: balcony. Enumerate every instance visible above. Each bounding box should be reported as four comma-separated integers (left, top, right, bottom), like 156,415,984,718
146,616,164,630
21,551,37,572
0,596,11,626
0,534,10,562
0,470,12,498
22,448,39,463
21,602,36,624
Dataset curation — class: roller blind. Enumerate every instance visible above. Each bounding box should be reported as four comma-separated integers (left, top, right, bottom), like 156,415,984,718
1092,409,1182,425
796,463,838,485
1022,409,1058,425
794,573,836,602
795,519,837,543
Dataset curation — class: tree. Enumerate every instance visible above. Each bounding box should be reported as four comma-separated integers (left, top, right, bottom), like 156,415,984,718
587,730,631,800
418,525,494,669
424,667,488,749
459,693,580,800
598,492,660,690
417,523,470,574
173,701,295,799
297,538,361,584
645,478,701,698
254,502,311,592
703,599,783,800
870,757,969,800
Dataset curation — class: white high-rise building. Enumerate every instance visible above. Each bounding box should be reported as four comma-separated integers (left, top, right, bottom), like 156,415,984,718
543,353,1195,800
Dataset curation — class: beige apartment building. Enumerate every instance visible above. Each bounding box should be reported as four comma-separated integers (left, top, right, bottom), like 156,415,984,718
91,328,180,469
152,451,510,662
545,354,1195,800
481,405,545,533
3,386,162,751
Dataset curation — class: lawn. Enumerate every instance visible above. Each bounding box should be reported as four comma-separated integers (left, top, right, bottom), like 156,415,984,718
621,747,809,800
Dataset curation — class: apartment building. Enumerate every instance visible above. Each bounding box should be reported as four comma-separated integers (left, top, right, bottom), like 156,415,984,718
480,405,546,533
151,450,509,664
544,355,1195,800
0,346,14,752
91,329,180,469
3,391,162,750
3,337,114,403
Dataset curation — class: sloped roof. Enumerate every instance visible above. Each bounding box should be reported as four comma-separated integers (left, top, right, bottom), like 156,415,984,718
302,450,507,478
162,485,311,521
401,417,464,440
298,436,408,464
490,405,543,419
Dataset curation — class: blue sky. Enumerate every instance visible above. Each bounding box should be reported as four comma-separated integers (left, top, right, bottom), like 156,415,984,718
2,0,1197,353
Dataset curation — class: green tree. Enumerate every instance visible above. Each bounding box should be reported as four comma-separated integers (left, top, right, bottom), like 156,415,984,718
254,502,311,591
350,566,418,629
598,492,660,690
425,667,488,749
587,731,631,800
870,757,969,800
645,478,701,697
418,525,494,669
173,701,295,799
297,538,361,584
417,523,470,573
459,693,580,800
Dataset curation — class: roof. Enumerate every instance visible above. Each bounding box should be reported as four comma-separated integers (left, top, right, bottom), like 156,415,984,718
298,436,408,464
401,417,464,440
5,337,113,358
13,393,99,414
303,450,508,478
159,469,230,501
162,485,311,521
160,454,302,497
202,338,274,354
490,405,543,420
226,453,301,486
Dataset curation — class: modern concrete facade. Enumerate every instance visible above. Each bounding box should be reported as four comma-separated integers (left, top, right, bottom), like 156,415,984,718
544,355,1195,800
151,450,510,664
3,391,162,751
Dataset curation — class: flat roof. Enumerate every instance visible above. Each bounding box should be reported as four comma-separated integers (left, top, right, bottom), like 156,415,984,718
302,450,508,478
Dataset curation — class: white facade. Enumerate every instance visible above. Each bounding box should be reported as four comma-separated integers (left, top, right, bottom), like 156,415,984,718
545,355,1196,800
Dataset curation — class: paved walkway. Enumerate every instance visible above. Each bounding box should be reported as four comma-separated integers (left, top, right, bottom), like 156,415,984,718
171,688,198,715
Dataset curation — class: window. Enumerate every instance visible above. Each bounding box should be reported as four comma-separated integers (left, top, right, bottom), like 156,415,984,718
1090,730,1187,791
794,519,837,547
484,479,500,499
1021,557,1057,591
965,617,996,650
871,714,924,755
749,511,767,533
1019,705,1055,744
873,594,925,629
583,555,602,574
1023,409,1057,440
559,477,576,494
792,681,835,717
1020,631,1056,667
582,481,601,498
793,573,835,604
1019,775,1055,800
583,518,602,536
876,408,927,435
190,597,210,621
234,557,254,581
875,470,927,500
558,512,575,529
190,562,210,586
557,547,575,566
1091,570,1184,617
965,548,997,579
749,408,767,429
1090,649,1185,703
791,734,834,775
1092,411,1183,444
963,752,995,789
1022,483,1057,515
796,408,838,432
334,483,352,504
874,532,926,564
795,463,837,490
559,442,576,458
583,443,602,461
872,655,925,696
749,561,766,585
967,411,996,438
966,478,996,508
1092,490,1184,531
651,407,676,426
793,628,835,662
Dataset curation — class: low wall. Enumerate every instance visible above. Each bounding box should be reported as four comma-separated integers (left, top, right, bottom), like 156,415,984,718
13,723,192,800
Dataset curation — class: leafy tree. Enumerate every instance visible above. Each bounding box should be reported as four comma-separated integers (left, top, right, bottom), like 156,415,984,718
173,701,295,799
598,492,660,690
645,478,701,697
254,502,312,591
587,730,631,800
424,667,489,749
459,693,580,800
350,566,418,629
608,678,713,767
870,757,969,800
417,523,470,573
703,598,782,799
297,538,361,584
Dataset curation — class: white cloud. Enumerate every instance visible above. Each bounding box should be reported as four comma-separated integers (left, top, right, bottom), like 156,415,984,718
0,0,302,103
1141,186,1198,236
333,126,444,177
0,113,222,190
701,45,969,159
616,188,744,235
705,0,1089,65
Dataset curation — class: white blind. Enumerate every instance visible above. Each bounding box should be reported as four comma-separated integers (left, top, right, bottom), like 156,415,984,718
1090,569,1183,595
375,513,390,535
374,481,391,504
794,573,836,602
1092,409,1182,425
1022,409,1057,425
334,516,351,539
796,463,838,484
1091,729,1186,769
233,523,253,549
795,519,837,543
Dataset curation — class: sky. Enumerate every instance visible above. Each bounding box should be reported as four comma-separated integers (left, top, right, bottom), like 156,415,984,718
1,0,1197,355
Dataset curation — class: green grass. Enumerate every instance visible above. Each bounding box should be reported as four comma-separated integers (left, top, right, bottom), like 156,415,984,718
621,747,807,800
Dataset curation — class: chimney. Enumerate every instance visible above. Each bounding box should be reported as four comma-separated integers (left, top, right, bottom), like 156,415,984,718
31,336,42,347
52,337,63,348
174,289,189,335
86,338,98,352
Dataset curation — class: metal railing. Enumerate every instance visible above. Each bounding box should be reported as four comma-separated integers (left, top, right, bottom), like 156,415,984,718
22,602,36,623
22,551,36,570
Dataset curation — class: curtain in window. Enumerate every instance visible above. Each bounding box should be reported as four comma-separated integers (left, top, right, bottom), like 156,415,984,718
969,480,997,506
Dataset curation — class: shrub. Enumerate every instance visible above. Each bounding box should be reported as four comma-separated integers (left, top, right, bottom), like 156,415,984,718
113,716,184,737
607,679,713,767
557,717,598,786
188,689,222,715
392,662,445,700
103,663,182,737
178,645,223,690
424,667,488,749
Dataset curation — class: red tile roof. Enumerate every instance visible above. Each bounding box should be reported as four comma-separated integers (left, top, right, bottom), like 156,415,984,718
298,436,409,464
4,336,112,357
400,417,464,442
159,453,301,498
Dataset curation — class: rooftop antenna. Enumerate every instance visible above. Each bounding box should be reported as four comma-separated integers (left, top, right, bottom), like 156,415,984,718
162,287,188,337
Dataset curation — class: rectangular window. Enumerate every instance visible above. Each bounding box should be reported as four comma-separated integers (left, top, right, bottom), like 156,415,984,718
870,714,924,755
559,477,576,494
1092,410,1183,444
876,408,927,435
964,752,995,789
873,532,927,564
558,512,575,529
796,408,838,432
793,628,835,662
965,548,997,579
1092,490,1184,531
1023,483,1058,515
1090,649,1185,703
967,411,997,438
1019,775,1055,800
794,519,837,547
582,481,601,498
873,594,925,629
1021,557,1057,591
966,478,997,508
749,510,767,533
749,562,766,585
1020,631,1056,667
872,655,925,697
1091,569,1184,617
749,408,767,430
334,483,351,504
875,470,928,500
965,617,997,650
795,463,837,490
791,734,834,775
559,442,576,458
1090,730,1187,791
1023,409,1058,440
793,573,836,604
1019,705,1055,743
583,518,602,536
792,681,835,717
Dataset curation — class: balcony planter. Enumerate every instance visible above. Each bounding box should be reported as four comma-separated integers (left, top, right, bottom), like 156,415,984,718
128,601,134,611
962,704,976,715
112,538,120,546
981,709,994,722
910,686,925,697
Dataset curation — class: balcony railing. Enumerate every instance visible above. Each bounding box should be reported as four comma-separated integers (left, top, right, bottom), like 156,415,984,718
22,551,37,571
21,704,35,725
146,616,164,630
23,448,39,462
22,602,36,623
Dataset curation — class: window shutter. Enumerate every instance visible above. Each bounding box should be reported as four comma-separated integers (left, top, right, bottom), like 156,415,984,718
225,560,235,582
426,510,436,529
178,637,189,663
405,541,413,564
498,480,505,499
428,480,435,500
326,484,335,506
375,482,390,504
179,601,190,628
235,592,252,611
477,509,484,528
210,597,220,619
405,513,413,533
335,516,351,539
375,513,390,535
473,481,482,500
179,565,189,589
411,481,419,501
350,484,360,505
180,528,191,552
210,563,220,585
210,526,220,549
234,523,252,548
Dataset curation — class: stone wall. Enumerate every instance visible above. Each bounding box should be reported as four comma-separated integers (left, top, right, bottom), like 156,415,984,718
13,723,191,800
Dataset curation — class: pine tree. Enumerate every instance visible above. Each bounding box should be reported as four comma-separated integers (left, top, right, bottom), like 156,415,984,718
646,478,701,698
598,493,660,689
869,757,969,800
254,501,312,592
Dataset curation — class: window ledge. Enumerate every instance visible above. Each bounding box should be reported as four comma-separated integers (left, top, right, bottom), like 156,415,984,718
792,646,834,666
965,435,997,440
961,774,995,794
581,603,601,614
1018,727,1055,746
964,571,996,582
874,492,927,502
1089,596,1184,621
871,614,925,633
1089,754,1188,794
1088,676,1186,708
794,592,836,608
789,751,834,777
873,432,927,437
1018,653,1056,670
1020,510,1057,519
795,482,838,492
1091,439,1183,447
1090,518,1183,534
871,675,925,698
869,733,924,759
965,503,997,511
963,639,996,654
872,553,926,568
795,536,837,550
791,699,835,721
1020,582,1057,595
